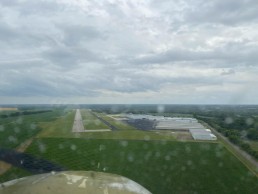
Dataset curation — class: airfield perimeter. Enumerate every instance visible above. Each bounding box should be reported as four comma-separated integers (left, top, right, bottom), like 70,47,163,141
0,108,258,194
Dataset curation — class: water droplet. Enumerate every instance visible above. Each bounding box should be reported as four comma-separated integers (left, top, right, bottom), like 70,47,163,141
0,125,5,132
127,154,134,162
218,162,223,167
187,160,192,166
8,136,17,143
99,144,106,151
71,144,77,150
14,127,20,134
185,146,191,153
39,143,46,153
225,117,233,124
157,105,165,113
30,123,36,130
58,144,64,149
165,155,170,161
16,117,23,124
155,152,161,158
246,118,254,125
120,140,128,147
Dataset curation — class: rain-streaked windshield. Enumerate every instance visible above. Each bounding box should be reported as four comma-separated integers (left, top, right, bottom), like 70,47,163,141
0,1,258,194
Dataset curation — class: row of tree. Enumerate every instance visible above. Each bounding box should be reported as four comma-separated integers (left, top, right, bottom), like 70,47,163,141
198,116,258,160
0,110,52,118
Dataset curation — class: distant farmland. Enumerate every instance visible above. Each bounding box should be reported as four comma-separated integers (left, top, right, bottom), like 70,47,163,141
0,108,18,111
1,107,258,194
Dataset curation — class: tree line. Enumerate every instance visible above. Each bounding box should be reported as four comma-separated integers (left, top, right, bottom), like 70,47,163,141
0,110,52,118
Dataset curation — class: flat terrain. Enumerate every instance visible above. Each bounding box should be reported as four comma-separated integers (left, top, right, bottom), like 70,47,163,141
1,107,258,194
0,110,68,178
248,141,258,151
0,110,65,149
126,119,156,130
0,108,18,111
0,138,34,175
1,139,258,194
80,109,110,130
72,109,85,132
201,121,258,175
37,110,75,138
97,113,138,130
37,110,176,140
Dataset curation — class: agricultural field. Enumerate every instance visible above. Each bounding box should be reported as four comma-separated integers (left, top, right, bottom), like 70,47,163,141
0,109,66,149
1,106,258,194
1,138,258,194
80,109,110,130
0,108,18,111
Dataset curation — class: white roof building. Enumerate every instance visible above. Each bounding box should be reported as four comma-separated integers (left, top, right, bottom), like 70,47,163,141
191,132,217,141
121,113,217,141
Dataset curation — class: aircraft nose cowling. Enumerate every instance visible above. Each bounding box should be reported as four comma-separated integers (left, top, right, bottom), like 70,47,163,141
0,171,152,194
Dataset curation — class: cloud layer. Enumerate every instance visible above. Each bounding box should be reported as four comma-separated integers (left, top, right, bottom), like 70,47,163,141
0,0,258,104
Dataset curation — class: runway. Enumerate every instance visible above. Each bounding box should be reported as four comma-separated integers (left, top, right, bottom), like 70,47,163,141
72,109,85,132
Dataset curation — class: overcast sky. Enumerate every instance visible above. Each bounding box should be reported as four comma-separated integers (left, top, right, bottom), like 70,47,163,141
0,0,258,104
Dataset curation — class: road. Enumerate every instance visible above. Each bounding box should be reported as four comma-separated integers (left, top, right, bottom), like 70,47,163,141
201,120,258,176
72,109,85,132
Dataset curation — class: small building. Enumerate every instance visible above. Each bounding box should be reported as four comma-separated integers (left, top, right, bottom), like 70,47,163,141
191,132,217,141
189,129,211,133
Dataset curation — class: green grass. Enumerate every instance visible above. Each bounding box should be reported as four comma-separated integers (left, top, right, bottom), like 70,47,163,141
73,130,176,141
97,113,137,130
1,138,257,194
0,110,18,117
0,167,31,183
248,141,258,151
80,109,110,130
200,120,258,175
37,110,75,138
0,110,66,149
37,111,175,141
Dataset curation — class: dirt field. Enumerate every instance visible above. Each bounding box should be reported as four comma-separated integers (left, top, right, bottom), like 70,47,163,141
0,108,18,111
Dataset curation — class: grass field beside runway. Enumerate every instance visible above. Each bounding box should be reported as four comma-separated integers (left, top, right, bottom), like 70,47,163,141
96,113,138,130
2,109,258,194
37,110,174,140
80,109,110,130
1,138,258,194
37,110,76,138
0,110,66,149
